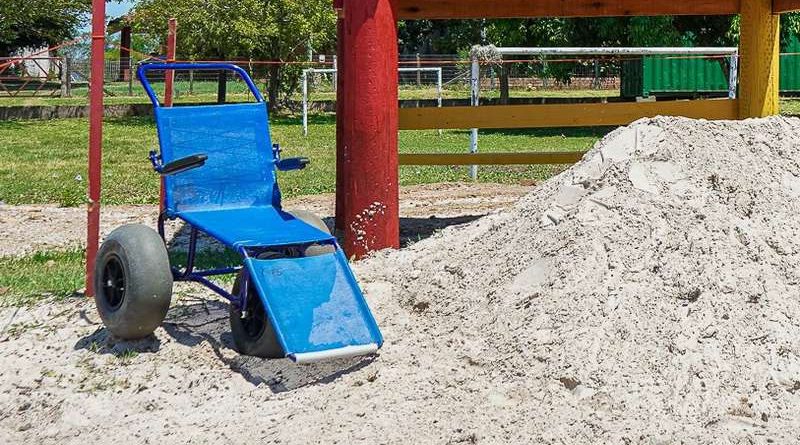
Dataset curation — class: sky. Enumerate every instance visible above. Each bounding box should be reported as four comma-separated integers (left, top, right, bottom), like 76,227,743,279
80,1,135,33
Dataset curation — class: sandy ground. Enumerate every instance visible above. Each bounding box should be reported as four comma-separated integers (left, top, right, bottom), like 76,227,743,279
0,182,532,445
4,117,800,444
0,182,531,257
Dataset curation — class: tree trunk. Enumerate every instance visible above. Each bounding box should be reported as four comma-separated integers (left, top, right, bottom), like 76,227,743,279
267,64,280,111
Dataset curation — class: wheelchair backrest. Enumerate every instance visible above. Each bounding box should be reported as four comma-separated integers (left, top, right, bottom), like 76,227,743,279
154,102,278,214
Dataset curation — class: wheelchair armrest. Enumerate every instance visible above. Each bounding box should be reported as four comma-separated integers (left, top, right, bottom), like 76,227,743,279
161,154,208,175
276,157,310,171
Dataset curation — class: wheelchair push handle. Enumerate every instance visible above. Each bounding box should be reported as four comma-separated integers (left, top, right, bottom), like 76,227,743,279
137,63,265,106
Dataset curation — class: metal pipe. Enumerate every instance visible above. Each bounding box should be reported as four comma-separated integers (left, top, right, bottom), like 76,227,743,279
85,0,106,296
494,47,739,56
728,53,739,99
469,55,479,180
302,69,309,136
436,67,443,136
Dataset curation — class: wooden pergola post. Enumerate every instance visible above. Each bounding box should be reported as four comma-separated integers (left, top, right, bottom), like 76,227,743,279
738,0,781,118
336,0,400,258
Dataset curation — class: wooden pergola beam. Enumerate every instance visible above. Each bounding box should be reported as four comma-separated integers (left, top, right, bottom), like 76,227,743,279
396,0,741,20
774,0,800,13
399,100,738,130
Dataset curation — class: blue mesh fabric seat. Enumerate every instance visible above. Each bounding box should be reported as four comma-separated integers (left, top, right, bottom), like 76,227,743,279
154,102,332,248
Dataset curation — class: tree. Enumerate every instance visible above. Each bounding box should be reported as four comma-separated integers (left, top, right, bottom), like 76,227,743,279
0,0,90,56
130,0,336,108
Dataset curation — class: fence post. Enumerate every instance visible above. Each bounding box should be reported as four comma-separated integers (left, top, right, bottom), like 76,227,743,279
218,70,227,103
416,53,422,86
469,55,480,180
436,67,443,136
60,57,68,97
303,69,309,136
333,55,338,93
499,62,509,105
593,60,601,89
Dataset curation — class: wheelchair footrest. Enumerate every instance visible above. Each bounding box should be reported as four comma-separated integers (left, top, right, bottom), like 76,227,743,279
289,344,380,364
244,250,383,362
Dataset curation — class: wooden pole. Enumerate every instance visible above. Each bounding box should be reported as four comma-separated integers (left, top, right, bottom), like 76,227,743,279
738,0,780,118
119,26,132,81
164,18,177,107
217,71,227,103
499,63,509,104
160,18,177,213
337,0,400,258
60,57,68,97
86,0,106,295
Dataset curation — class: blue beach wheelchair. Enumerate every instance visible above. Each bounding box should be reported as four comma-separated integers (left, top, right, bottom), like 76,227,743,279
93,63,383,363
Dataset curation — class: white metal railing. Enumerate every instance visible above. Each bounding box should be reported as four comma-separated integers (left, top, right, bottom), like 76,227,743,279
466,46,740,179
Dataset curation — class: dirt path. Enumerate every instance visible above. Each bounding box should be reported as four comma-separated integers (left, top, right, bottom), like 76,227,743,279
0,182,531,257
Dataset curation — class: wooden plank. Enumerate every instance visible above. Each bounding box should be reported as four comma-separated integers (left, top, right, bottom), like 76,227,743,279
399,99,739,130
773,0,800,13
399,152,586,165
739,0,780,118
396,0,740,19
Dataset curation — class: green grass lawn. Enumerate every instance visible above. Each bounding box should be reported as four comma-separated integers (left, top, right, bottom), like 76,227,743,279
0,113,604,207
780,98,800,115
0,250,85,306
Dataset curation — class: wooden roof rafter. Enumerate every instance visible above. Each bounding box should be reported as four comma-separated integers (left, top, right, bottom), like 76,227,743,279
396,0,742,20
774,0,800,13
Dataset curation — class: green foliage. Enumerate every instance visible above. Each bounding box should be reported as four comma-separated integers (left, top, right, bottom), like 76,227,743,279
0,0,90,56
782,13,800,47
130,0,336,107
399,16,745,55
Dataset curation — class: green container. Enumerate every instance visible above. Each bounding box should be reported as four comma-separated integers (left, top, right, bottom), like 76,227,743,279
780,36,800,93
620,54,730,98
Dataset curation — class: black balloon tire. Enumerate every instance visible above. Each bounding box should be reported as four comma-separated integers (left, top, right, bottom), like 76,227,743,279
93,224,173,340
229,210,333,357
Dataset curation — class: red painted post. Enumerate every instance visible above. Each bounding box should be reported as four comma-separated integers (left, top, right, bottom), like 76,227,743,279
160,18,177,210
85,0,106,295
164,18,177,107
334,3,347,233
337,0,400,258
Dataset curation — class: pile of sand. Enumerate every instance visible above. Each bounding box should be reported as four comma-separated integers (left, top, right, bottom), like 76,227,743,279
359,116,800,442
2,116,800,444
